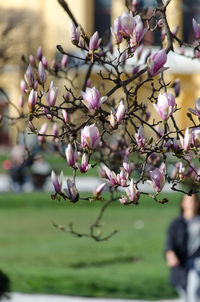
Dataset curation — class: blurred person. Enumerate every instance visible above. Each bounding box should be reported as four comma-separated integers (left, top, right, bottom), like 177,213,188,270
165,194,200,302
10,144,34,192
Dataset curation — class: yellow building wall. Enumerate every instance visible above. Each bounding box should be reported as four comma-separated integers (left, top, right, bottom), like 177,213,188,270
0,0,199,143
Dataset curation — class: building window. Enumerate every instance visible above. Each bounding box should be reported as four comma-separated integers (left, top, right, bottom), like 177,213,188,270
95,0,111,39
183,0,200,43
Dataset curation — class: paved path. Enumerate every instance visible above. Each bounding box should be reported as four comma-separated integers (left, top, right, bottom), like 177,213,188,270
0,174,174,193
1,293,181,302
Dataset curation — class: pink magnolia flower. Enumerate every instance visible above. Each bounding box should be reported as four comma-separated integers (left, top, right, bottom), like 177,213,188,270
125,179,140,203
43,107,52,120
69,21,80,44
179,128,192,151
135,126,146,148
65,179,79,202
116,100,126,123
38,61,47,83
108,109,117,128
89,31,101,52
130,15,145,49
81,87,107,114
103,165,118,187
51,170,63,193
123,160,134,176
61,55,68,69
20,80,26,94
62,109,70,124
28,89,37,112
42,56,48,68
47,81,58,107
155,125,165,137
29,55,36,66
76,153,91,173
81,124,100,149
192,18,200,40
149,167,165,192
24,65,35,87
117,169,128,187
111,16,123,44
38,122,48,142
65,144,78,167
36,46,42,61
154,92,175,121
188,98,200,117
52,123,59,137
192,128,200,148
147,49,167,77
93,182,107,199
119,195,130,205
120,12,136,37
19,95,24,108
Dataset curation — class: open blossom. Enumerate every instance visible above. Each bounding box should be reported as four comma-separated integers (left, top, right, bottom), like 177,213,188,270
65,179,79,202
69,20,80,44
147,49,167,77
124,179,140,203
192,18,200,40
150,167,165,192
28,89,37,112
81,124,100,149
179,128,192,151
135,126,146,148
130,15,145,49
103,165,118,187
51,170,63,193
76,153,91,173
116,100,126,123
188,98,200,117
93,182,107,199
111,12,144,46
65,144,78,167
117,169,128,187
81,87,107,114
154,92,175,121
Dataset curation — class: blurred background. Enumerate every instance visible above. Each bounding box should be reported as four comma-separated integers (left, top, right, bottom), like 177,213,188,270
0,0,200,300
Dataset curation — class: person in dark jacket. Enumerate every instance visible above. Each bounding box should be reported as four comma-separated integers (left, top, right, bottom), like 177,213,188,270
165,194,200,302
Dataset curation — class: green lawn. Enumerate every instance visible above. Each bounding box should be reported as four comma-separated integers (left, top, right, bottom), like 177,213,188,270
0,192,181,300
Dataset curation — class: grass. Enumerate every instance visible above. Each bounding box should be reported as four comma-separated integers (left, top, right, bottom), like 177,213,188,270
0,192,181,300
